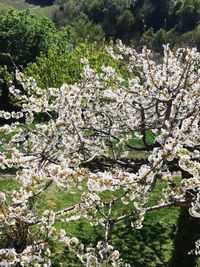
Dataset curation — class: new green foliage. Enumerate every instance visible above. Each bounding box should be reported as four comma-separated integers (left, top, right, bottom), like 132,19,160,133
0,9,62,66
26,42,120,88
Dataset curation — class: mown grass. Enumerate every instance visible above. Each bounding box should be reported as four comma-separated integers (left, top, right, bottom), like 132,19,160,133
0,0,59,18
0,0,30,10
0,177,180,266
0,177,20,190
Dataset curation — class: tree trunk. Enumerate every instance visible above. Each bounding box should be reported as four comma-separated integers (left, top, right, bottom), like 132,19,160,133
1,81,9,104
170,169,200,267
170,208,200,267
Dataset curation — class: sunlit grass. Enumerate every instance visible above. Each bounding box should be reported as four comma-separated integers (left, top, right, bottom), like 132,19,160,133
0,176,180,266
0,0,59,18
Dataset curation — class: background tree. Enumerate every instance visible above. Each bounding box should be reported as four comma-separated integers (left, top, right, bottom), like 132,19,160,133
0,9,64,66
25,0,55,6
0,10,69,114
175,0,200,32
65,16,105,47
25,42,119,88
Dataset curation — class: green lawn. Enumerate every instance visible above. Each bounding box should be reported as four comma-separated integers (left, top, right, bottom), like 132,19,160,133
0,0,30,10
0,0,59,18
0,177,180,266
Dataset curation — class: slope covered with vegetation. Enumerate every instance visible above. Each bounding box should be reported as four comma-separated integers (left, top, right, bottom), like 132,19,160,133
2,0,200,50
0,0,59,17
50,0,200,50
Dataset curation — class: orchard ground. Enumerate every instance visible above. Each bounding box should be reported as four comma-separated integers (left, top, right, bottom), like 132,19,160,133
0,175,182,266
0,0,59,17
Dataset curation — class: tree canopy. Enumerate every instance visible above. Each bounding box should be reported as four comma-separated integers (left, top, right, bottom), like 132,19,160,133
51,0,200,49
0,9,64,66
0,43,200,266
0,10,69,115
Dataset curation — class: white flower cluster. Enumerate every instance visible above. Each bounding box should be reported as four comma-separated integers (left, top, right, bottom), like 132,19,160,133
0,244,51,267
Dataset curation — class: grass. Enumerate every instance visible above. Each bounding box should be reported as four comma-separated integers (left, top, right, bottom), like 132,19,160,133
0,0,30,10
112,180,180,266
0,177,20,190
0,177,181,266
0,0,59,18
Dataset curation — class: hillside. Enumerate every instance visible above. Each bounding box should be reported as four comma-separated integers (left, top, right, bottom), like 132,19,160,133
0,0,59,17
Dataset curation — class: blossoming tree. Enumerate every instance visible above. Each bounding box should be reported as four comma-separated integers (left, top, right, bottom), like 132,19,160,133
0,42,200,266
